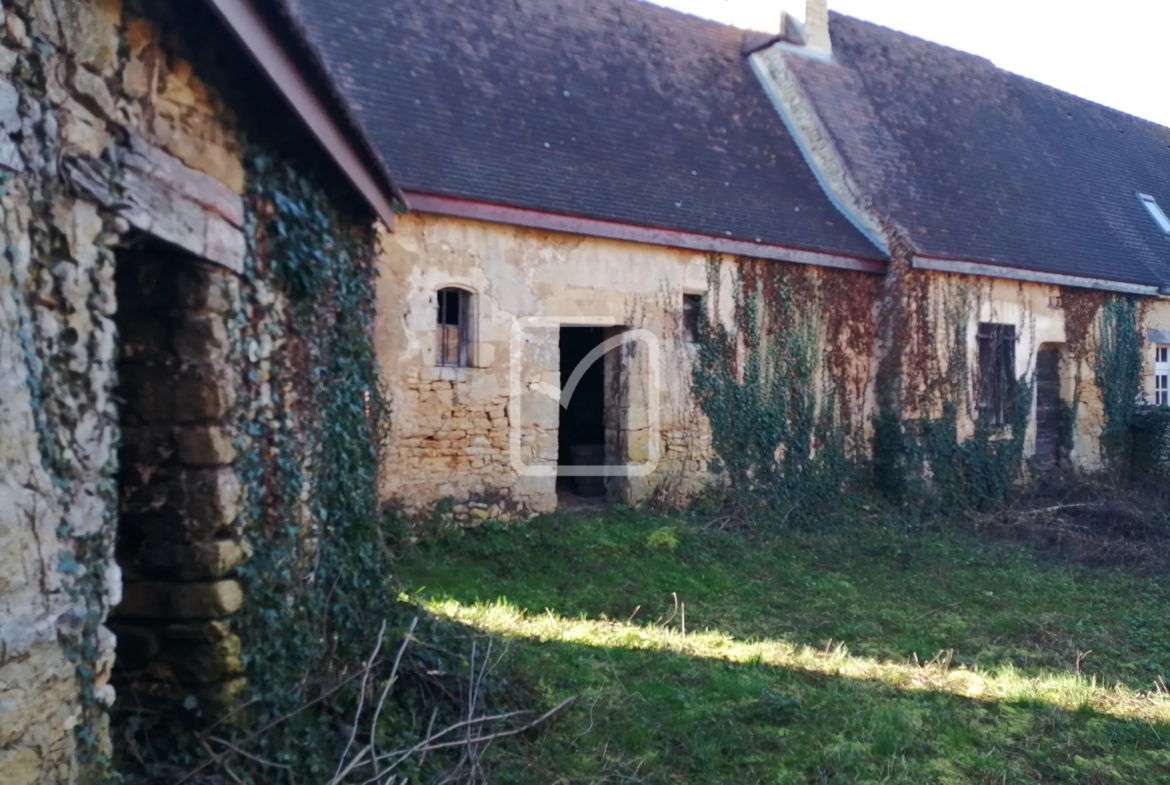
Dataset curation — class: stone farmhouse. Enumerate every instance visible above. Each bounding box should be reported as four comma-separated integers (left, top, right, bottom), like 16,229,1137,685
285,0,1170,519
3,0,1170,779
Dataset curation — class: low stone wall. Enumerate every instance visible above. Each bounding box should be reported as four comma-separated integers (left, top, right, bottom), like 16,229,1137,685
387,367,558,521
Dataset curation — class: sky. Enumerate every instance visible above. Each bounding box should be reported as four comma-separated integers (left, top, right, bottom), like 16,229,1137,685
648,0,1170,127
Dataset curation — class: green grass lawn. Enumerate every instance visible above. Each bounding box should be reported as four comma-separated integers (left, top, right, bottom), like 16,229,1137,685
395,509,1170,784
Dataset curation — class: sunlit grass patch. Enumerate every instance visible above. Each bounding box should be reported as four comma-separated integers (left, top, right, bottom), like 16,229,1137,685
425,596,1170,724
397,511,1170,783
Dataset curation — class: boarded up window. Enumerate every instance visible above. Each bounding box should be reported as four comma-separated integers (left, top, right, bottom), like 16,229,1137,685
977,323,1016,426
437,288,471,367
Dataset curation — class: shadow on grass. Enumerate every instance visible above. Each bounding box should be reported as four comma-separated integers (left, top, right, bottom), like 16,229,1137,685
397,510,1170,689
455,623,1170,785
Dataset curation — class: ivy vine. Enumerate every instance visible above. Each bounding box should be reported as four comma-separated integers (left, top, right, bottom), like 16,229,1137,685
1094,296,1143,474
690,255,867,517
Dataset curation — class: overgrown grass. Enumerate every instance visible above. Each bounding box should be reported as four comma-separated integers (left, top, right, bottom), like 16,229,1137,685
396,509,1170,784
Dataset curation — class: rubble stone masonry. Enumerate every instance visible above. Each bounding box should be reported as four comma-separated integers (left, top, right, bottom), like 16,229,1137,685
0,1,252,780
376,213,719,522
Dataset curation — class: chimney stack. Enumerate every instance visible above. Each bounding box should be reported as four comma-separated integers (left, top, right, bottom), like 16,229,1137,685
800,0,832,53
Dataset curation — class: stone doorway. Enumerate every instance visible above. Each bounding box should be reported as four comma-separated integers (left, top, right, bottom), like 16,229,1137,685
108,239,246,706
557,326,609,504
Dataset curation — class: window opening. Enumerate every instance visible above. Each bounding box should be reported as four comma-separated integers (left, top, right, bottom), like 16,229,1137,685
437,288,470,367
977,322,1017,426
682,294,703,342
1139,194,1170,235
1156,345,1170,406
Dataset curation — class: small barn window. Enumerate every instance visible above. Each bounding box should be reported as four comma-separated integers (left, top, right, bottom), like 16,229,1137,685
1156,345,1170,406
977,323,1016,426
682,293,704,342
437,288,471,367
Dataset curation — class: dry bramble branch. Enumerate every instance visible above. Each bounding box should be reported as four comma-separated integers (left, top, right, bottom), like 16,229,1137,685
178,617,575,785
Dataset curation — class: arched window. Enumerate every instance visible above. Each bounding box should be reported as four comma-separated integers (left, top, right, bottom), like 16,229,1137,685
437,287,472,367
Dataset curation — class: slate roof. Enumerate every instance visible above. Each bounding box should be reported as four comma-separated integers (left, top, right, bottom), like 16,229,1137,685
785,13,1170,288
280,0,884,260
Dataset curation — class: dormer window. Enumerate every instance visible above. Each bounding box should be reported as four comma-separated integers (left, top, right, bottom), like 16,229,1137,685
1139,194,1170,235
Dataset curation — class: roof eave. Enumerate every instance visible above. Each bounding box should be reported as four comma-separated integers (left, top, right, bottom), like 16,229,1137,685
404,191,887,273
913,254,1162,296
202,0,404,227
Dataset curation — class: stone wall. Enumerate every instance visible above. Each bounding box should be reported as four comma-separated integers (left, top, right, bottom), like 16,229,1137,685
376,214,721,520
893,270,1150,474
377,212,1166,522
0,1,255,781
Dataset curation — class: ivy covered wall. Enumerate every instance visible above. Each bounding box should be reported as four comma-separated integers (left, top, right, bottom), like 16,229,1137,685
689,248,1150,515
0,0,397,781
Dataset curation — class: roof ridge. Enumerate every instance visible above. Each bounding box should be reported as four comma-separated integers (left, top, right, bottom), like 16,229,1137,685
829,10,1169,133
827,11,995,67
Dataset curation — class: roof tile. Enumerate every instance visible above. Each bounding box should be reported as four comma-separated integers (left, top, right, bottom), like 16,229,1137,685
282,0,884,259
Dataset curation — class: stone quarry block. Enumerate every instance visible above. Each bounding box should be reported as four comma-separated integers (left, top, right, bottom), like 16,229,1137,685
116,255,238,315
172,314,228,363
116,580,244,620
165,634,244,685
165,619,234,643
119,425,178,470
194,677,248,709
121,466,240,524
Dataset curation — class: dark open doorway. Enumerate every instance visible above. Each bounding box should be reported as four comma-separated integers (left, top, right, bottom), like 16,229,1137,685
1033,346,1062,470
558,326,607,502
110,238,244,703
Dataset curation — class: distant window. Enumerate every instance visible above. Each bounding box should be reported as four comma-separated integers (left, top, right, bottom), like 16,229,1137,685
437,288,471,367
682,294,704,342
977,323,1017,426
1157,345,1170,406
1139,194,1170,235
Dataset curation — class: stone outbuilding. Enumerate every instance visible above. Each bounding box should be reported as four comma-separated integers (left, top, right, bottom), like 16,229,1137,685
0,0,400,781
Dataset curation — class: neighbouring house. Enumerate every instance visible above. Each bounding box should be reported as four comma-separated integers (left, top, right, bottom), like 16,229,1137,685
0,0,400,780
285,0,1170,520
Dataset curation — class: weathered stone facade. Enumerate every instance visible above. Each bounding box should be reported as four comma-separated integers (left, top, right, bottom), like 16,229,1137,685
0,1,264,780
376,214,721,519
377,211,1170,523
